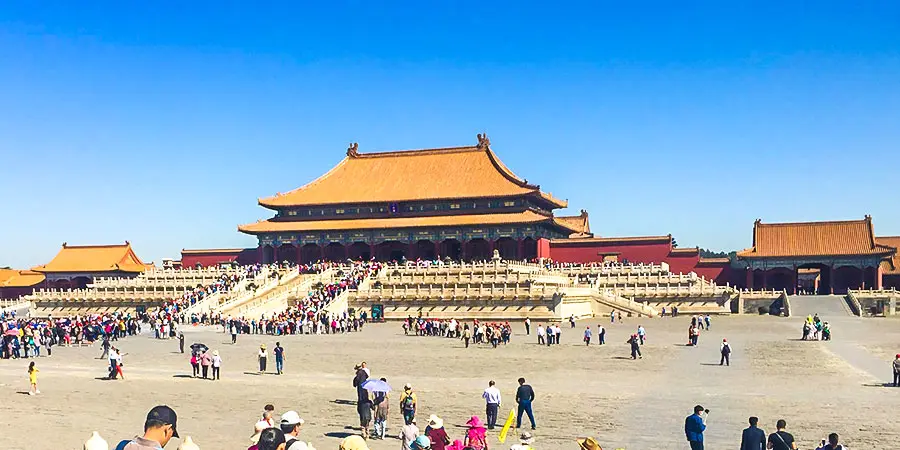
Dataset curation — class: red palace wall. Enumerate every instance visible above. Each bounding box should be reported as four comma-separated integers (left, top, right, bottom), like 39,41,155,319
549,240,673,264
181,249,258,268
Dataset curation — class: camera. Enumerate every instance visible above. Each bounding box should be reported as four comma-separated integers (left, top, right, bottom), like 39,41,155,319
704,409,710,414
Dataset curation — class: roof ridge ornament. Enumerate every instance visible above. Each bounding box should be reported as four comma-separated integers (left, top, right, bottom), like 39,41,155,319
347,142,359,157
476,133,491,150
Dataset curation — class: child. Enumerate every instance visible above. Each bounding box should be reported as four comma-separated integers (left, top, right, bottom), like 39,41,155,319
28,361,40,395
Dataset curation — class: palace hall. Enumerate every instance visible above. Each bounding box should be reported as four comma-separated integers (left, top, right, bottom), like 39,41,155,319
238,134,581,264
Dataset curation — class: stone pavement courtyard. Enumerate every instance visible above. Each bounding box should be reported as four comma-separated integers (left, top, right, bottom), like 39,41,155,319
1,311,898,449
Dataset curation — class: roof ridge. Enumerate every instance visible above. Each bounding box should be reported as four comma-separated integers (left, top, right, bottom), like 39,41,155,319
756,218,869,227
61,243,131,249
353,146,480,158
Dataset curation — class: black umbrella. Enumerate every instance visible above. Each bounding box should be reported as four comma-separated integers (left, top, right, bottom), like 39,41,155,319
190,343,209,353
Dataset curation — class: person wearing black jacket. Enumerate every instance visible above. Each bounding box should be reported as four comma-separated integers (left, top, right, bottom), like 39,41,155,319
740,417,766,450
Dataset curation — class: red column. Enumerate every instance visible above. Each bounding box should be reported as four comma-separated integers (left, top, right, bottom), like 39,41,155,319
517,238,525,261
791,265,798,295
461,240,468,261
762,269,767,289
257,245,264,265
295,245,301,264
343,244,349,261
829,265,835,294
272,245,278,263
408,241,417,261
877,265,884,289
369,243,376,261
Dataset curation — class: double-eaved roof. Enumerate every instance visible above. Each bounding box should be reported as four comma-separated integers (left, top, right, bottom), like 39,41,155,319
258,141,566,208
737,216,895,259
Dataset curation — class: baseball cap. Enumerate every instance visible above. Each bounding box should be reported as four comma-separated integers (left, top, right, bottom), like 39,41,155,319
145,405,179,438
280,411,304,426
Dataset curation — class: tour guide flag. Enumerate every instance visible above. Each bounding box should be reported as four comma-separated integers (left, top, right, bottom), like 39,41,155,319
498,409,516,443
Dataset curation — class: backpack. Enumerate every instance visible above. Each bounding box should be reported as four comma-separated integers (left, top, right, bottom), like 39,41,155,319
401,393,415,411
114,440,130,450
722,343,731,354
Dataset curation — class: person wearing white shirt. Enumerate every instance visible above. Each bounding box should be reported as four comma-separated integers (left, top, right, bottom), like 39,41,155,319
482,380,502,429
536,324,545,345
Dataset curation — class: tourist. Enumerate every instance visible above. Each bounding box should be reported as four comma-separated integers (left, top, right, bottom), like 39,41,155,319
101,335,111,359
249,420,268,450
119,405,179,450
339,435,370,450
802,322,811,341
627,334,642,359
27,361,39,395
637,324,646,345
577,437,602,450
617,311,624,323
258,344,268,373
508,431,534,450
597,324,605,345
232,323,238,344
400,383,418,425
767,419,796,450
114,347,125,380
684,405,707,450
263,404,277,427
815,433,846,450
524,317,531,335
740,416,766,450
412,435,432,450
704,314,711,330
720,339,732,366
464,416,488,450
108,346,120,380
553,323,562,344
212,350,222,380
279,410,310,450
178,331,185,354
893,353,900,387
482,380,501,429
400,417,419,450
425,415,450,450
258,427,287,450
190,353,200,377
199,349,212,379
463,325,471,348
356,376,372,440
515,377,536,430
583,326,592,345
373,377,390,439
610,311,616,324
821,322,831,341
569,314,576,328
274,341,285,375
536,324,545,345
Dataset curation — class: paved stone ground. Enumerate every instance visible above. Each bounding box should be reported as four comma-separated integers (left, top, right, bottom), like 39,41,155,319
1,312,898,449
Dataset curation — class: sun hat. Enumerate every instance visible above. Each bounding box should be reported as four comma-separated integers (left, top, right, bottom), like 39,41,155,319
339,434,370,450
465,416,485,429
412,435,432,449
577,437,603,450
280,411,304,426
260,344,266,349
213,350,219,356
249,420,268,443
519,431,534,444
428,414,443,428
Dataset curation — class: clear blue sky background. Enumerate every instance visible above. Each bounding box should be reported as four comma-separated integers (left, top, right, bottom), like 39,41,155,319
2,2,899,268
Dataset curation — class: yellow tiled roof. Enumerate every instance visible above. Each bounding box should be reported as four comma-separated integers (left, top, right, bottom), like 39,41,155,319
32,242,147,273
555,210,591,237
737,216,894,258
258,140,566,208
0,269,46,287
239,211,560,234
876,236,900,274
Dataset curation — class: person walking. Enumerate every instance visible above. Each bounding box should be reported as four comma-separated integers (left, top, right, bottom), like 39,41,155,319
893,353,900,387
767,419,796,450
231,323,238,344
27,361,40,395
524,317,531,335
190,353,200,377
211,350,222,380
425,415,450,450
463,325,471,348
399,417,419,450
583,326,592,346
108,347,120,380
200,349,212,379
258,344,268,374
684,405,707,450
274,342,285,375
372,378,390,440
720,339,732,366
399,383,417,425
536,324,545,345
637,325,646,345
545,325,554,347
178,332,185,354
464,416,489,450
627,334,642,359
482,380,501,429
740,416,766,450
816,432,846,450
598,324,605,345
515,377,536,430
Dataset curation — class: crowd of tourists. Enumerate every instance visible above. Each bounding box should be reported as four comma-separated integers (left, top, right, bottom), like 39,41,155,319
403,317,516,349
1,312,140,359
801,313,831,341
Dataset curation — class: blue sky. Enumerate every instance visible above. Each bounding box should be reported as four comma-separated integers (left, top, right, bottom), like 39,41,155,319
2,2,899,268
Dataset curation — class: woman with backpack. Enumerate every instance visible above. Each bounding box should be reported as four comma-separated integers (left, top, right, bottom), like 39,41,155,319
720,339,732,366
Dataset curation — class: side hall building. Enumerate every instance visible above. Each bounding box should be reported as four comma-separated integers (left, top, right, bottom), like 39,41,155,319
737,216,897,294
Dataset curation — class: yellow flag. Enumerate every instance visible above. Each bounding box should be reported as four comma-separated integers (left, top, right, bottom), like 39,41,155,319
498,409,516,443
